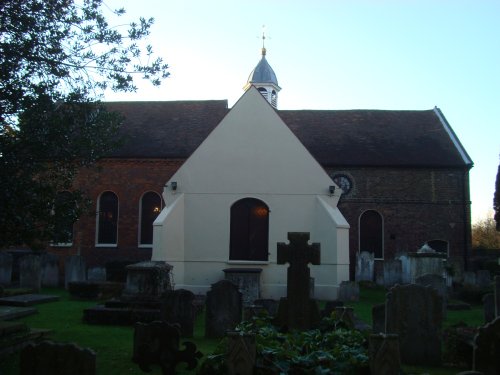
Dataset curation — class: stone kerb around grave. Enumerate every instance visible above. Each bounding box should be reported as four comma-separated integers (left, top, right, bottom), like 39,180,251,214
122,261,173,302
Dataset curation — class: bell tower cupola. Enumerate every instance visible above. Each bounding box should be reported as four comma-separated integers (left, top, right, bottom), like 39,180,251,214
244,29,281,108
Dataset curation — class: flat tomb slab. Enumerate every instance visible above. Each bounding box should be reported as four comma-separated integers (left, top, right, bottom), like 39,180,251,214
0,306,38,320
0,294,59,307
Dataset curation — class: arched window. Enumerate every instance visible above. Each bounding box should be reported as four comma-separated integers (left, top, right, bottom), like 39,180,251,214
359,210,383,259
96,191,118,245
52,191,75,245
230,198,269,261
139,191,163,246
427,239,448,255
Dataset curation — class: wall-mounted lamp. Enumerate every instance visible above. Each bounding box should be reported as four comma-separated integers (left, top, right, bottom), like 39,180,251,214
329,185,335,195
171,181,177,191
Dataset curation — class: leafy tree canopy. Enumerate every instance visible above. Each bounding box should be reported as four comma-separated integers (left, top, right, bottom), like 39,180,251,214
0,0,169,249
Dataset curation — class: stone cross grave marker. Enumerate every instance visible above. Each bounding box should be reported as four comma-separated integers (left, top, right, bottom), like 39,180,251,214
276,232,320,330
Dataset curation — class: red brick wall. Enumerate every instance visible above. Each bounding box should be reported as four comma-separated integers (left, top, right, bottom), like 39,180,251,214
50,160,472,281
327,167,472,278
49,158,184,268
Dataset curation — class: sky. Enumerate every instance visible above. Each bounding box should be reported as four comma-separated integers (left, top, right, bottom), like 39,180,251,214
104,0,500,224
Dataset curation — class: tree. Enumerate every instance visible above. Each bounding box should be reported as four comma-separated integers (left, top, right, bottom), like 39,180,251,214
472,216,500,250
0,0,169,249
494,159,500,231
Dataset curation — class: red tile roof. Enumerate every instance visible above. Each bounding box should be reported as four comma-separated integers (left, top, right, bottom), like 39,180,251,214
104,101,472,168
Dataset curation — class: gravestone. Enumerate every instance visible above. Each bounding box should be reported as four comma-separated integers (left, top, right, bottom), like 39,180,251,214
415,273,447,316
19,254,42,291
223,268,262,306
372,303,386,334
473,317,500,375
20,340,96,375
337,281,359,302
383,259,402,287
160,289,196,337
374,261,384,286
226,331,256,375
476,270,491,289
87,267,106,282
369,333,401,375
133,321,202,374
495,275,500,318
483,293,495,323
0,252,13,285
41,253,59,287
253,299,279,317
355,251,374,282
275,232,321,330
396,253,411,284
385,284,443,366
205,280,242,338
463,271,476,287
65,255,86,288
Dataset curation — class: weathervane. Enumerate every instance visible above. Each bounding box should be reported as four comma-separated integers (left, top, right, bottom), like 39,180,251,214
261,25,269,56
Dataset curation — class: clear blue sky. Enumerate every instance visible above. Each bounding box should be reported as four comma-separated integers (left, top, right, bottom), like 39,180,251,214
105,0,500,224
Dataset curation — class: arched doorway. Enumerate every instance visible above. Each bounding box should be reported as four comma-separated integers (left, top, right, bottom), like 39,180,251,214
229,198,269,261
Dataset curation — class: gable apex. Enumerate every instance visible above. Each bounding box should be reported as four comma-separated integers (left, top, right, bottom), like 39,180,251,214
167,86,337,197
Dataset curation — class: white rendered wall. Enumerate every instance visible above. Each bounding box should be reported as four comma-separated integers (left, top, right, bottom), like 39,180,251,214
152,87,350,300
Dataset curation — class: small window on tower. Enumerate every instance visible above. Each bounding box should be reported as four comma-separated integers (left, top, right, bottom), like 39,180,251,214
257,87,268,101
271,90,277,107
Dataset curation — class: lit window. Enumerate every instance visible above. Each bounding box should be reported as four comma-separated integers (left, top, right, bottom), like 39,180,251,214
96,191,118,245
139,191,163,246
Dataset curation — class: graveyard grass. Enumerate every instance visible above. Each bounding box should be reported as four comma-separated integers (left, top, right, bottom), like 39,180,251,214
1,285,483,374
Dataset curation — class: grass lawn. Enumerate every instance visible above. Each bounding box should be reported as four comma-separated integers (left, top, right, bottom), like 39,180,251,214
0,285,483,374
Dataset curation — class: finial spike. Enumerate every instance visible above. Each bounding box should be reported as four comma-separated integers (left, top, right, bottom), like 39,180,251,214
261,25,267,56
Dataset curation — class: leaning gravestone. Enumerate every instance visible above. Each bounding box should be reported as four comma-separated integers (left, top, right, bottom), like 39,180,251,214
473,317,500,375
0,252,13,285
355,251,374,282
385,283,443,366
275,232,321,330
20,340,96,375
41,253,59,287
19,254,42,291
65,255,86,288
205,280,242,338
160,289,196,337
368,333,401,375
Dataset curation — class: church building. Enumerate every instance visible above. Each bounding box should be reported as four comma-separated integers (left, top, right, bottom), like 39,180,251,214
52,44,473,298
